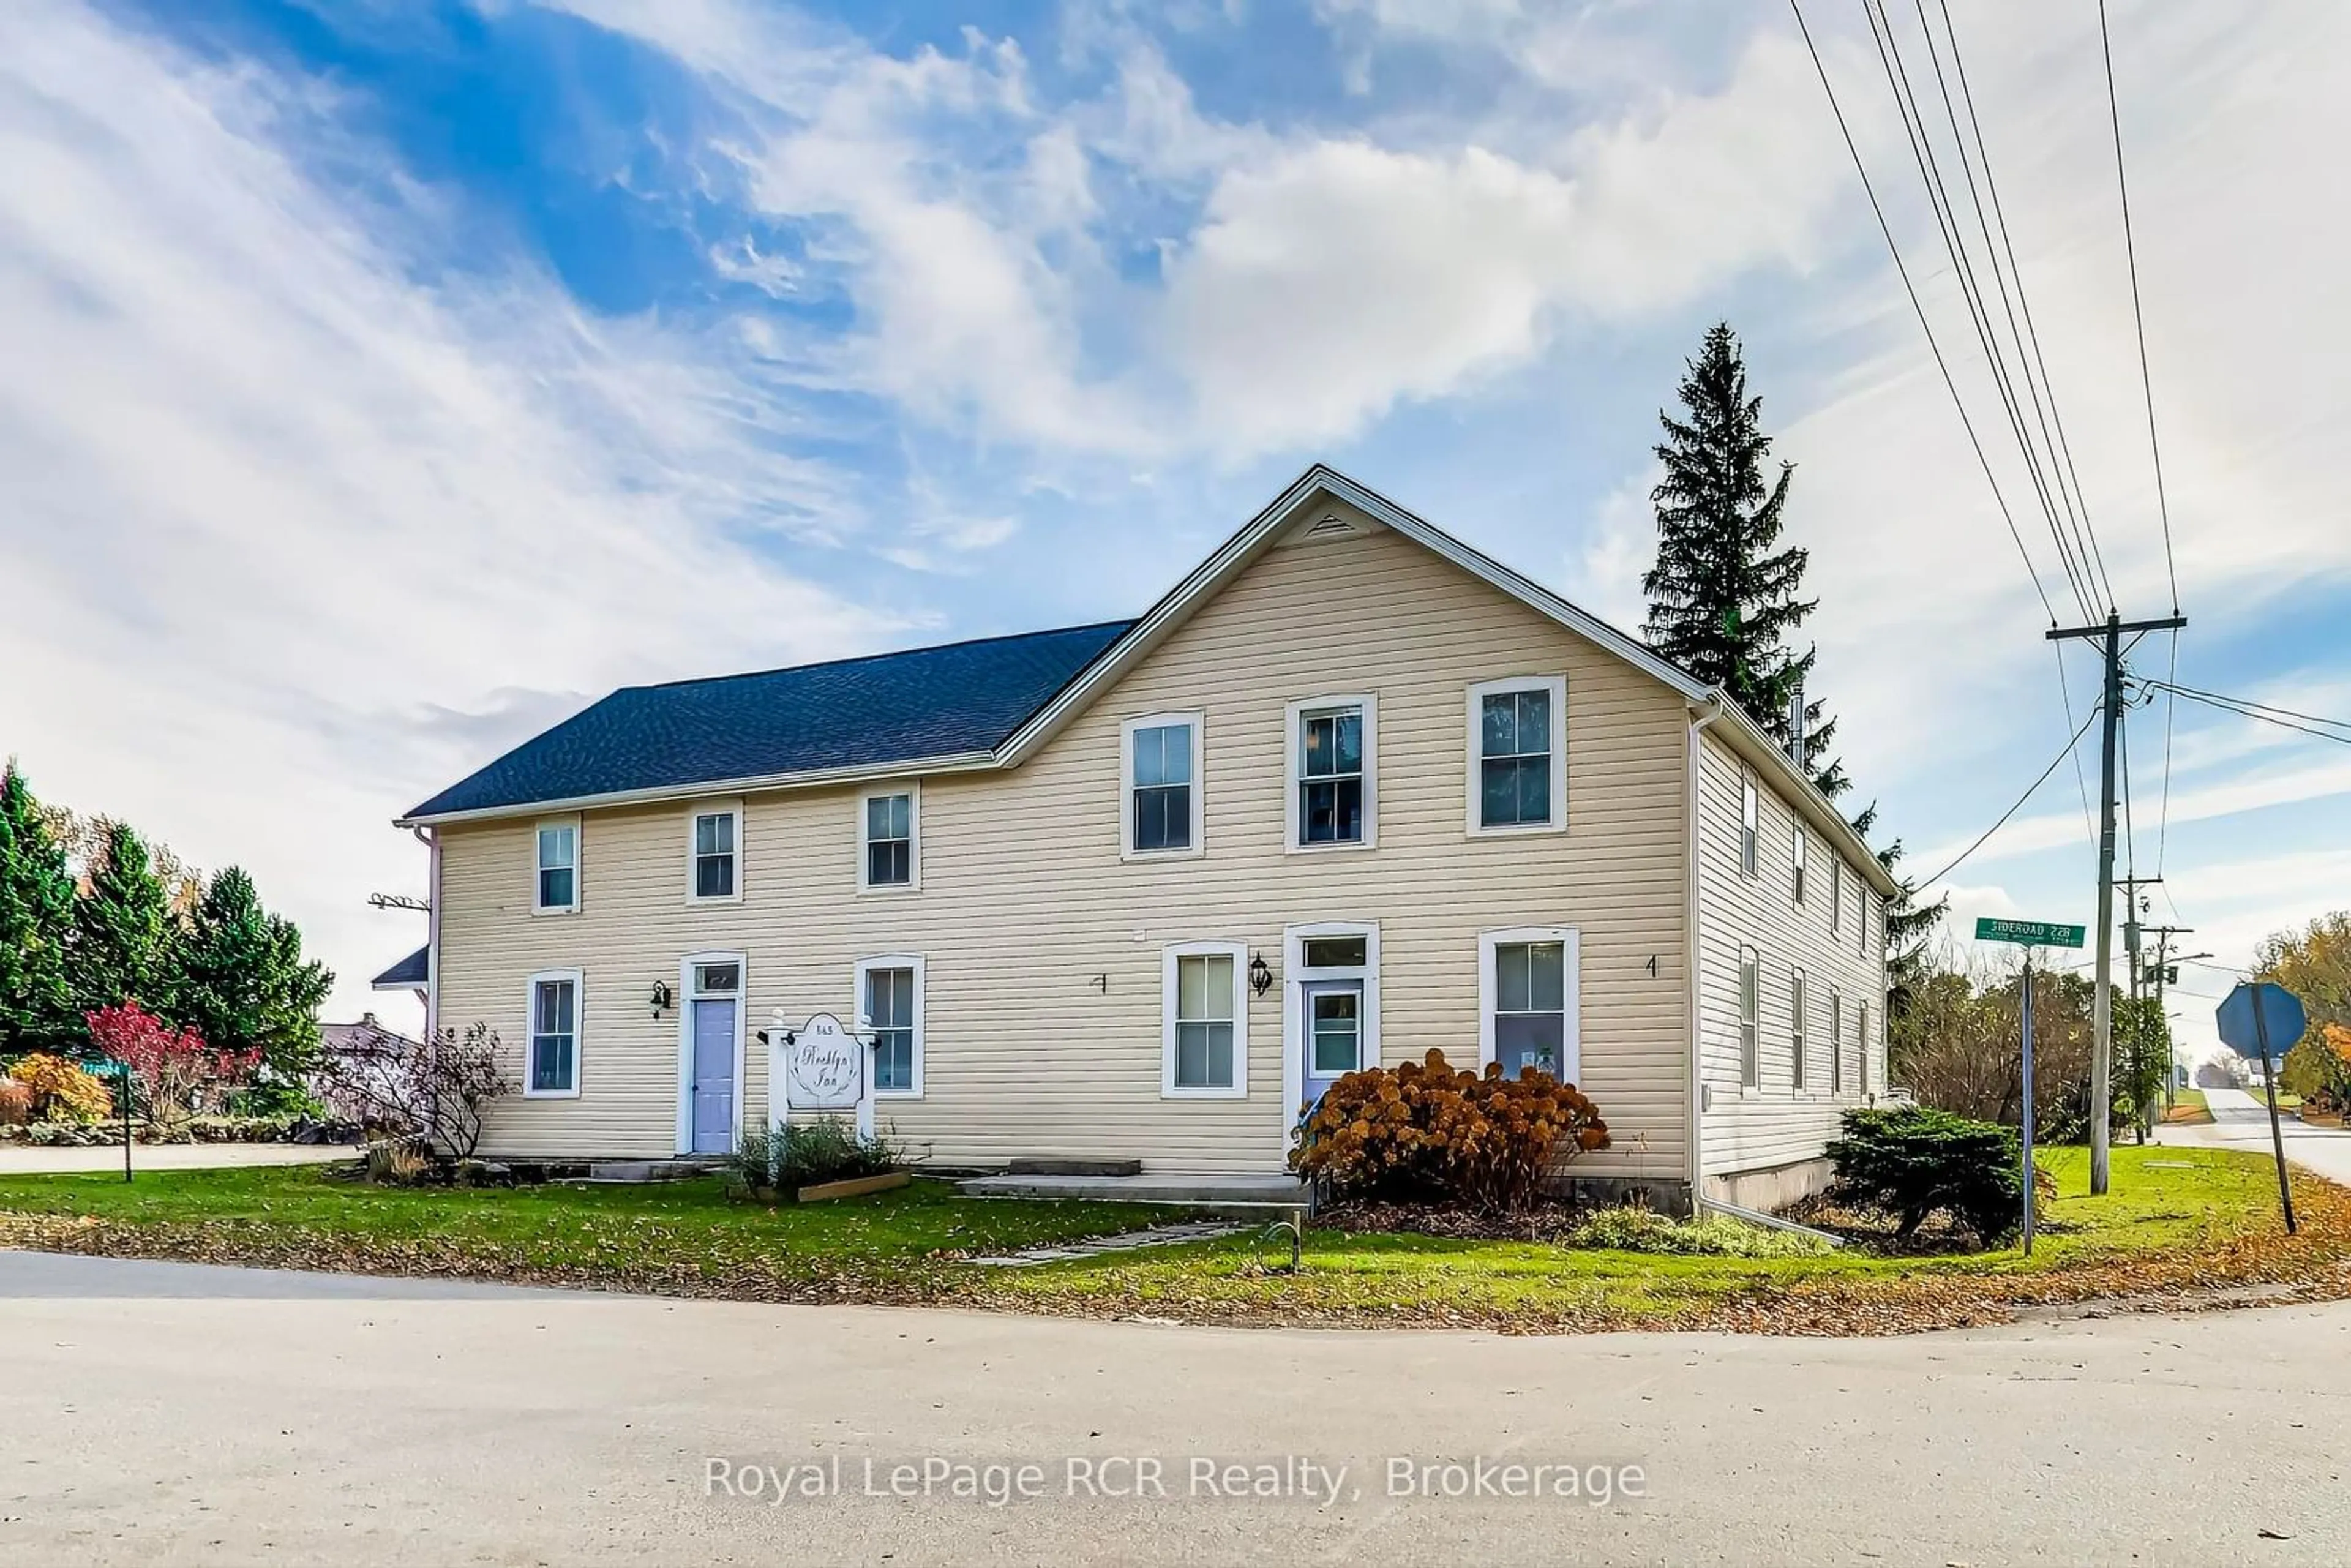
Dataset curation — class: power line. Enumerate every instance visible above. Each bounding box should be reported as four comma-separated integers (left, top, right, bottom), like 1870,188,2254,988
2156,629,2178,873
2143,680,2351,748
2097,0,2180,615
1931,0,2114,610
2147,679,2351,735
2054,644,2098,846
1862,0,2102,621
1787,0,2062,626
1919,704,2101,889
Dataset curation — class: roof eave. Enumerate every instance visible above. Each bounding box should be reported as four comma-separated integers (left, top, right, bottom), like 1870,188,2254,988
394,749,999,829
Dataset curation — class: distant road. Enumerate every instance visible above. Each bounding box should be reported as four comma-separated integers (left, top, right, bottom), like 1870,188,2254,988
0,1141,351,1177
2161,1085,2351,1185
2,1250,2348,1565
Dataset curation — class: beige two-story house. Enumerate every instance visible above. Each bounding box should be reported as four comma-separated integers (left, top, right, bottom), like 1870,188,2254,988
391,467,1896,1210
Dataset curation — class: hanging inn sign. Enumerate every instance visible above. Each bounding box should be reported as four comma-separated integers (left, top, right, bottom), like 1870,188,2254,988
760,1011,877,1138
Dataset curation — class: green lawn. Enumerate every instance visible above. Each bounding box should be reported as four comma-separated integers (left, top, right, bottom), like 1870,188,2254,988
0,1165,1174,1298
989,1145,2351,1331
0,1146,2342,1333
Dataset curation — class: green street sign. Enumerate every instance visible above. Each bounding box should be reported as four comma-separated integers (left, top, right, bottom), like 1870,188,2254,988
1974,917,2086,949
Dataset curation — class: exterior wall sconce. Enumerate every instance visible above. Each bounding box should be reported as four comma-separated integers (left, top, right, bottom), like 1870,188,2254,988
648,980,673,1018
1248,952,1273,997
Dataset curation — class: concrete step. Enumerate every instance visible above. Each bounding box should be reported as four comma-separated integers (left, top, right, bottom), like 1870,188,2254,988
1004,1157,1144,1177
959,1172,1308,1217
571,1158,727,1185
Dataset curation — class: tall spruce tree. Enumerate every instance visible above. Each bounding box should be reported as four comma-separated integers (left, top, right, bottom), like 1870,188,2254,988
1643,323,1847,797
1641,325,1943,977
168,866,331,1089
0,763,78,1052
70,819,173,1019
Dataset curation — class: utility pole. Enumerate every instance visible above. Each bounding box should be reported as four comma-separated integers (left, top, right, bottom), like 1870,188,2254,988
2048,609,2185,1195
2143,925,2195,1111
2116,876,2161,1142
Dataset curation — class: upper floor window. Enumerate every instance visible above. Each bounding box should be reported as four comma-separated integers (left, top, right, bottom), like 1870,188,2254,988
525,969,580,1097
534,819,579,914
860,787,918,891
1738,945,1760,1089
1791,825,1808,906
1468,676,1567,834
1739,775,1760,878
1162,942,1245,1097
1288,696,1376,849
690,807,738,901
1859,892,1873,958
1122,713,1203,858
1830,858,1843,936
858,955,924,1095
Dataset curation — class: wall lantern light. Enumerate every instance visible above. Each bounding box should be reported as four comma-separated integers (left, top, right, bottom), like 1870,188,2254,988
648,980,673,1018
1248,952,1273,997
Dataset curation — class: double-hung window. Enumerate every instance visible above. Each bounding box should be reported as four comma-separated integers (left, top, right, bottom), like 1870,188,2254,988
1792,825,1807,906
525,970,580,1097
1791,967,1809,1090
1830,988,1845,1094
860,787,917,891
1738,945,1760,1089
1490,936,1571,1079
1739,776,1760,878
1123,714,1203,857
858,956,923,1095
1289,697,1374,849
1162,943,1245,1096
1829,860,1843,937
690,806,738,901
1468,677,1566,833
1860,1001,1873,1095
534,819,578,913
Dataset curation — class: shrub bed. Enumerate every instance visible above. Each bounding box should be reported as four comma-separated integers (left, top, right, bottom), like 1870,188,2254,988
1826,1104,2024,1246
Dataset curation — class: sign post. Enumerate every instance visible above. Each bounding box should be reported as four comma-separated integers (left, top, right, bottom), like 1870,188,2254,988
1976,917,2088,1254
761,1010,879,1147
2216,982,2308,1236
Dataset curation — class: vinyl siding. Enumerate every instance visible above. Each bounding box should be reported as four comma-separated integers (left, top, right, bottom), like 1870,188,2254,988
433,508,1695,1173
1694,729,1889,1178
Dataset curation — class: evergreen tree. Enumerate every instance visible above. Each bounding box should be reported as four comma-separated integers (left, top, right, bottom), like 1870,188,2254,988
0,763,78,1052
70,819,174,1020
168,867,331,1087
1643,322,1847,799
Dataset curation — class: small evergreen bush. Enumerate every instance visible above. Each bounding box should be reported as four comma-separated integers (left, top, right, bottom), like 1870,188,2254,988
1827,1105,2023,1245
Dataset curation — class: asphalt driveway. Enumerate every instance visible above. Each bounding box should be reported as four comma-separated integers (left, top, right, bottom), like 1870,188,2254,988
2159,1085,2351,1185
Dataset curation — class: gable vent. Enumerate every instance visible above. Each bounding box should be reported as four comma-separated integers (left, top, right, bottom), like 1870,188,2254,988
1303,514,1359,539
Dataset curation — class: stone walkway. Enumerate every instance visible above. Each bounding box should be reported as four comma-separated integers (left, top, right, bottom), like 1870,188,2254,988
967,1219,1245,1266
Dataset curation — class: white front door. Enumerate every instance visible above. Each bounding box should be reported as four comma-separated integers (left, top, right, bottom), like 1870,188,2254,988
1300,979,1365,1107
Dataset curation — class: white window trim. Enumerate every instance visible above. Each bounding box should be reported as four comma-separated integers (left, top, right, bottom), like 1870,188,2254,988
1278,921,1380,1158
522,967,583,1099
1829,858,1843,935
684,799,744,907
1475,926,1582,1084
1860,999,1873,1096
855,782,922,895
1283,694,1378,853
1736,945,1760,1095
532,815,581,916
1830,986,1846,1096
1120,711,1207,862
1791,966,1809,1093
1739,775,1760,880
1792,824,1808,907
673,950,748,1153
1160,940,1249,1099
1464,675,1569,838
853,952,925,1098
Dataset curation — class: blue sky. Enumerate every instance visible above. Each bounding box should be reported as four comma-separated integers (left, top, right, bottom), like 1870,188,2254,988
4,0,2347,1064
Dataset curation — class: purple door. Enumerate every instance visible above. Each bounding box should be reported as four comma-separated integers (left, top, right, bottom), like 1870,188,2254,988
690,997,737,1154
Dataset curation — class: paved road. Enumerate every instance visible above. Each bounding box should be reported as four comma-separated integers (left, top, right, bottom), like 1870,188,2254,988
0,1142,353,1177
2159,1086,2351,1185
1,1252,2345,1565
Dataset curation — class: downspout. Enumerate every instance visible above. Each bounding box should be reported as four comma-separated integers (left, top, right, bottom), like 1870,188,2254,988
1684,701,1721,1211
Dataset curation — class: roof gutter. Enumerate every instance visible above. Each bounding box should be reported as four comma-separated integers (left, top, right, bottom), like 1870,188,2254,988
1698,691,1900,899
394,749,999,829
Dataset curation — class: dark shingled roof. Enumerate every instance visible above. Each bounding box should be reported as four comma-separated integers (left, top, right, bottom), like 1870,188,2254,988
371,946,430,989
404,620,1134,820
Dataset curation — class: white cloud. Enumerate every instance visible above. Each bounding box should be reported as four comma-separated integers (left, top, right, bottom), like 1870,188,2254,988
0,0,890,1025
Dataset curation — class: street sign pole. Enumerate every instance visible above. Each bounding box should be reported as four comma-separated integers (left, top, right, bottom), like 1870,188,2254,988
2252,991,2296,1236
2020,956,2036,1256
